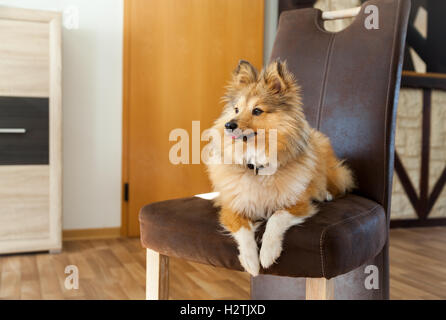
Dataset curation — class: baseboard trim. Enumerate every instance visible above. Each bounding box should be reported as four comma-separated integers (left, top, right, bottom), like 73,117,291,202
63,227,121,241
390,218,446,228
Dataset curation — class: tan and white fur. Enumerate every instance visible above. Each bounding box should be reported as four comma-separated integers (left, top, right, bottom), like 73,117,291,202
207,60,354,276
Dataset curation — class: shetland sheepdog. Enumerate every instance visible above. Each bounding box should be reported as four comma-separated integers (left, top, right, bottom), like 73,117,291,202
206,60,354,276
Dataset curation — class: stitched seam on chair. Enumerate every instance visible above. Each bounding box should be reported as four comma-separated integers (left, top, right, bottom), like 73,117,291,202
319,204,380,278
316,34,335,130
382,0,402,208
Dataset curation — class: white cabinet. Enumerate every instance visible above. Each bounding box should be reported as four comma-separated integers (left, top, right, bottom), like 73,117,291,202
0,7,62,254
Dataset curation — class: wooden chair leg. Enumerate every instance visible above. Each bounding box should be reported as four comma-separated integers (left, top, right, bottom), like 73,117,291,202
306,278,334,300
146,249,169,300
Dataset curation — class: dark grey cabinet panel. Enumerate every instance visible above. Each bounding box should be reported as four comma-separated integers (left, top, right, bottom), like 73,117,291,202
0,97,49,165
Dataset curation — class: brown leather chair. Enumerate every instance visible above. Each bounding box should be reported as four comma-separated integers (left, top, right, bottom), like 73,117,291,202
139,0,410,300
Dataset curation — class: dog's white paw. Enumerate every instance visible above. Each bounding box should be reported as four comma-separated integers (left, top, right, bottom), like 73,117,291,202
259,210,306,269
238,248,260,277
233,227,260,277
326,192,333,201
260,237,283,269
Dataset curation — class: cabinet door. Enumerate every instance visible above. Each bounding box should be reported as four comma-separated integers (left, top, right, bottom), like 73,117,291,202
0,17,49,98
0,166,49,241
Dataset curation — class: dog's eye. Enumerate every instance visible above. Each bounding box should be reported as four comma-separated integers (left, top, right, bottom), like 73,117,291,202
235,107,239,114
252,108,264,116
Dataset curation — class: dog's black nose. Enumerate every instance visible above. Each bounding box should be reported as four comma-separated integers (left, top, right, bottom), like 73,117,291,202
247,163,255,170
225,121,238,130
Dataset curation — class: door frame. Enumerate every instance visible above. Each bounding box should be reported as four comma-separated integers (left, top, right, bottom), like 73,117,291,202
121,0,131,237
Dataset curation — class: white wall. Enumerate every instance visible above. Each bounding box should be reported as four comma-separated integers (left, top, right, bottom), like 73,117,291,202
0,0,123,230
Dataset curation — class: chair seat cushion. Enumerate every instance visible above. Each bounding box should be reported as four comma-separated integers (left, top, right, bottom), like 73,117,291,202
139,194,386,279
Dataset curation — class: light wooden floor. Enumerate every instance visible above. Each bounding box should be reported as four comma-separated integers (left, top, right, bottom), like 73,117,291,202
0,227,445,299
389,227,446,299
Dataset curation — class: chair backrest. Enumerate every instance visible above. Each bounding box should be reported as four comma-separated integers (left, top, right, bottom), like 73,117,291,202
270,0,410,218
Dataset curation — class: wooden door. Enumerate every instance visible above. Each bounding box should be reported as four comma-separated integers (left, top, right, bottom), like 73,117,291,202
122,0,264,236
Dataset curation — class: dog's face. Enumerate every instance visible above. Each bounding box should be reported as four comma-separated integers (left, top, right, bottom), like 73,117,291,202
214,60,309,162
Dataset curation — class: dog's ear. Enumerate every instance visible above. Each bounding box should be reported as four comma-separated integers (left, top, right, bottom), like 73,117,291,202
263,60,294,94
232,60,258,86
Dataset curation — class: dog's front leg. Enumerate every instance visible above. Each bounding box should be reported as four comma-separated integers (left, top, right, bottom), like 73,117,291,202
220,207,259,276
260,200,316,269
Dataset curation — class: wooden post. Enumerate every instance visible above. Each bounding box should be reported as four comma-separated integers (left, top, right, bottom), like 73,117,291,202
306,278,334,300
146,249,169,300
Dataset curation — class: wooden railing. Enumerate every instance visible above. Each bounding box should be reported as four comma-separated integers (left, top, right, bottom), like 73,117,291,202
390,71,446,228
